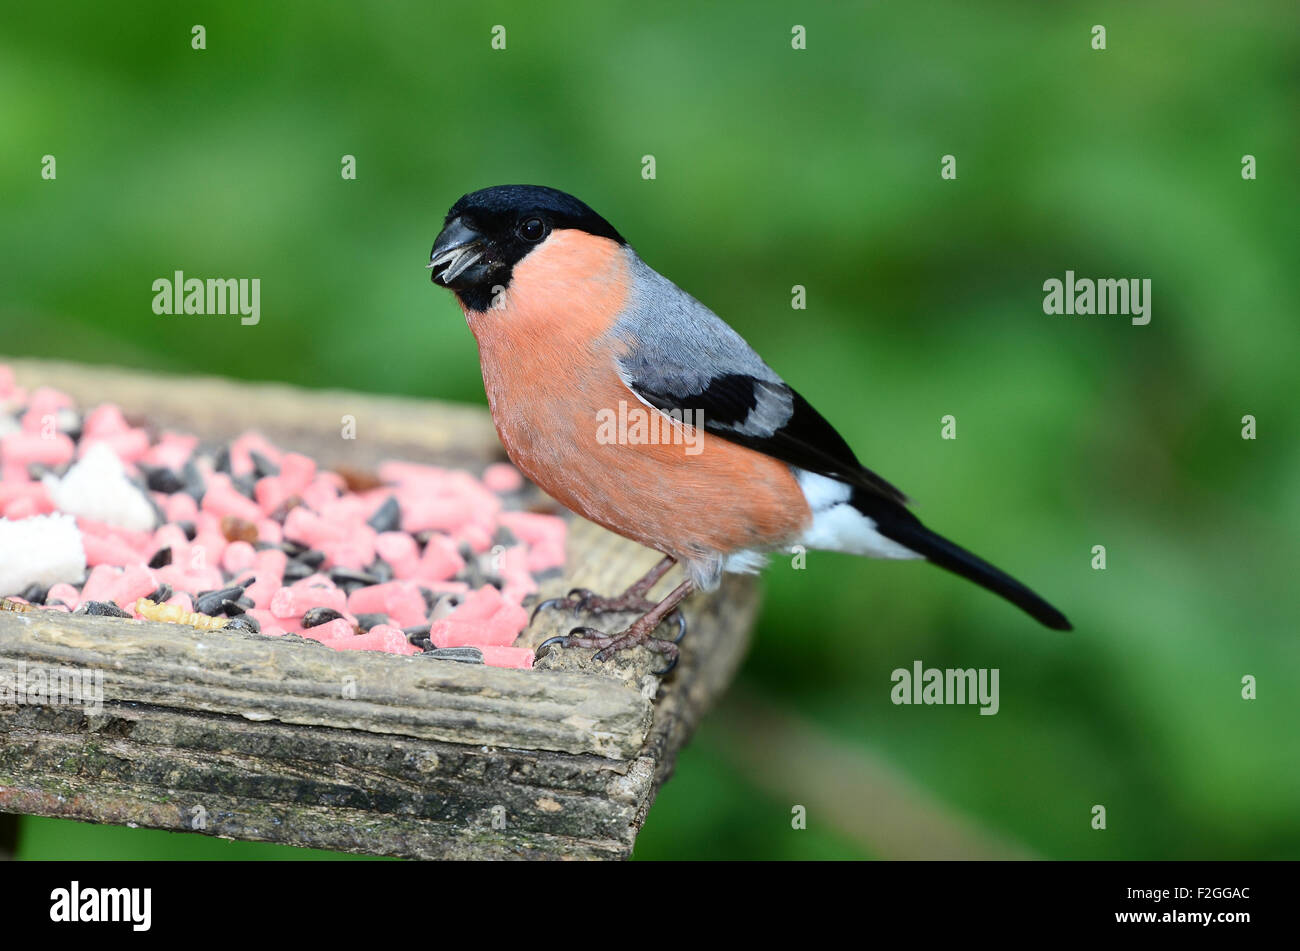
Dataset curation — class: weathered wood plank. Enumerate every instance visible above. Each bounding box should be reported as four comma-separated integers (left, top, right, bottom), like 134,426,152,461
0,703,644,858
0,609,653,759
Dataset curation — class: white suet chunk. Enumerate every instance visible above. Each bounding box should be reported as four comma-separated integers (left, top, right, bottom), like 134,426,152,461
44,441,157,532
0,512,86,595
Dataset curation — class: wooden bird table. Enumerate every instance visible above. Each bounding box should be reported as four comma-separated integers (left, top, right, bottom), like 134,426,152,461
0,358,758,859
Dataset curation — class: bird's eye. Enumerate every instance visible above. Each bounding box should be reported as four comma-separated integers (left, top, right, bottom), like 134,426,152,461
517,217,546,241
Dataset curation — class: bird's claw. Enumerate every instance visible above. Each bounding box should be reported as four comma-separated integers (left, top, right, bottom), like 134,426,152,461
530,587,663,624
534,621,681,676
534,633,571,657
651,649,680,677
529,588,598,623
530,595,572,624
666,608,686,644
533,626,606,660
566,587,597,605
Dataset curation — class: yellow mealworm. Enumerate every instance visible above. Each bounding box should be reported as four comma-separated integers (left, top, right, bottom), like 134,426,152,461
1,598,35,613
134,598,228,631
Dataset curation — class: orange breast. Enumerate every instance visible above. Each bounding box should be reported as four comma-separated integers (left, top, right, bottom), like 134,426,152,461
462,230,811,561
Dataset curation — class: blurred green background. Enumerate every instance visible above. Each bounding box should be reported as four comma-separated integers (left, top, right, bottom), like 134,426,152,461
2,0,1297,860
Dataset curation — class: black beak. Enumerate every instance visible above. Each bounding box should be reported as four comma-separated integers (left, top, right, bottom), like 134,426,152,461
428,217,486,286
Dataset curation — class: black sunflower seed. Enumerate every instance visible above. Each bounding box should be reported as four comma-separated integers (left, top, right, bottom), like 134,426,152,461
367,557,394,584
297,550,326,569
231,474,257,499
282,561,313,583
366,496,401,533
142,465,186,494
403,624,431,644
146,583,173,604
224,614,260,634
329,568,378,589
194,586,245,616
19,583,47,605
249,450,280,479
425,646,483,664
353,613,388,632
75,600,132,618
181,460,206,502
301,606,345,628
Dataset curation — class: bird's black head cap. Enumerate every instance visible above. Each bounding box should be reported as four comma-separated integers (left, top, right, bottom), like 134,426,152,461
447,185,624,245
429,185,625,310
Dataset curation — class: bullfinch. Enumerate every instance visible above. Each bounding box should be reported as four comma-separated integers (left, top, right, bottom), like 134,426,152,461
428,185,1071,669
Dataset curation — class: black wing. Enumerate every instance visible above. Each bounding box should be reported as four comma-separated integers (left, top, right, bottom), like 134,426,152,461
624,369,910,506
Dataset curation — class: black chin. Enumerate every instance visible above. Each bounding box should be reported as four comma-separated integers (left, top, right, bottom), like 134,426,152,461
452,278,501,312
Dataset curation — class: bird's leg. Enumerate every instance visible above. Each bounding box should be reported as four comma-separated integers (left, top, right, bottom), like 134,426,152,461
535,578,695,675
530,554,677,621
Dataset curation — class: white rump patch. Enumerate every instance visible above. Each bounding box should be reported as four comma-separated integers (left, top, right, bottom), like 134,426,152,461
793,470,921,561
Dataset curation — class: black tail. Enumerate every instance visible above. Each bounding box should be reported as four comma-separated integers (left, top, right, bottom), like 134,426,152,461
857,492,1072,630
